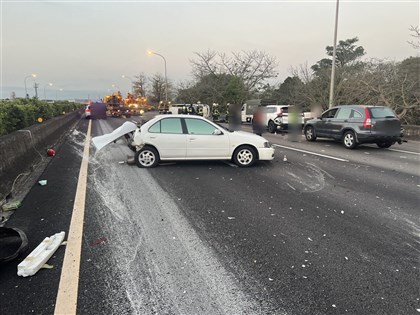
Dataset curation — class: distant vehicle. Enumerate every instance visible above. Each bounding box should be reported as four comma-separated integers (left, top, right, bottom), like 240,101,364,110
241,99,277,123
167,104,212,119
130,114,275,168
264,105,304,133
304,105,404,149
85,105,91,119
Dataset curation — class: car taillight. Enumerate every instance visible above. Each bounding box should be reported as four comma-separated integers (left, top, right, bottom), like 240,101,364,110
363,108,372,128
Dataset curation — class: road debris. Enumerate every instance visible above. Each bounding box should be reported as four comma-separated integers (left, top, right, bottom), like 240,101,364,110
2,201,22,211
17,231,65,277
38,180,47,186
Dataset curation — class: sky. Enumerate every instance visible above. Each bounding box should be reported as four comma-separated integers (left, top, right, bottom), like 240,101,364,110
1,0,418,100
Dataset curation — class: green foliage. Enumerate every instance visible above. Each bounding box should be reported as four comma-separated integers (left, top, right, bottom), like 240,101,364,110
312,37,366,74
0,98,83,136
176,74,248,106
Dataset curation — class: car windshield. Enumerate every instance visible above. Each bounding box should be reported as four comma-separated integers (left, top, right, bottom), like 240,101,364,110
369,107,396,118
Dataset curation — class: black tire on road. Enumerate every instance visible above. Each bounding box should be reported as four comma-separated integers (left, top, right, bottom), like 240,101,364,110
343,131,357,149
268,121,276,133
304,126,316,142
377,141,392,148
135,146,160,168
233,145,257,167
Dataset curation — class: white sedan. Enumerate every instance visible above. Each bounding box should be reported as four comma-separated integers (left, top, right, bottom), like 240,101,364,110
131,114,275,168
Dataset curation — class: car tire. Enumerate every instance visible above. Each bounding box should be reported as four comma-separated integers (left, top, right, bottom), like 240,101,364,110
304,126,316,142
376,141,392,148
268,121,276,133
135,146,159,168
343,131,357,149
233,145,256,167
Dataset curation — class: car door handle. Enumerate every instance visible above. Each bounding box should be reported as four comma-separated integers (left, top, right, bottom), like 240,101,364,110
150,136,156,139
344,120,348,122
189,138,196,141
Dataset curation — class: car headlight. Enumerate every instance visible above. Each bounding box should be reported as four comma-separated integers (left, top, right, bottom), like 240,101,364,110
264,141,271,148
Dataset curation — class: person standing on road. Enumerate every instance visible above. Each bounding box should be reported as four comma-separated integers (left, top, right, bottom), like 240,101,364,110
252,107,264,136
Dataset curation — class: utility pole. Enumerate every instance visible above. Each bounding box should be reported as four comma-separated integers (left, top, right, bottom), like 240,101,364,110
328,0,339,109
34,82,39,99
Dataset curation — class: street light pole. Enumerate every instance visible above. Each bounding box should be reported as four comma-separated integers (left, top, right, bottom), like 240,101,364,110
44,82,53,100
328,0,340,109
148,50,168,102
55,88,63,101
24,74,37,98
121,74,134,93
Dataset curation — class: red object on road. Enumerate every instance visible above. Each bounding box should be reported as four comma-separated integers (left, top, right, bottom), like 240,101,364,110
47,149,56,157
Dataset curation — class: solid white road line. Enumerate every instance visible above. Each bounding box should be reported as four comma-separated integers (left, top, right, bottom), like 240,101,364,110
54,119,91,315
272,144,349,162
387,148,420,155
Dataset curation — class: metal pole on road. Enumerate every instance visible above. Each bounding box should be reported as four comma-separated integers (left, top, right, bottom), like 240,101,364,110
148,50,168,102
24,74,37,98
329,0,339,109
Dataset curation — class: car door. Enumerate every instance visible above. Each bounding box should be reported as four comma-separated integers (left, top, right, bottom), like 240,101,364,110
146,117,187,159
316,108,338,137
330,107,352,139
184,118,230,158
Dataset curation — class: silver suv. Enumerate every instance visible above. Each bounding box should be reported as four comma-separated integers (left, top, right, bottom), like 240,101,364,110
304,105,403,149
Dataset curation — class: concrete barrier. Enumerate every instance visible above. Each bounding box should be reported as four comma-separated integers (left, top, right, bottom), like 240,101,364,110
0,110,82,200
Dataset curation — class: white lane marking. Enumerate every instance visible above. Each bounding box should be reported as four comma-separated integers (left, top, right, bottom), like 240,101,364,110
272,144,349,162
54,119,91,315
387,148,420,155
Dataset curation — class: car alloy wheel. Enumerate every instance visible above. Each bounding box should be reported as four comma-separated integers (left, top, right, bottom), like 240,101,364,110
305,126,316,142
343,131,357,149
135,147,159,168
233,145,256,167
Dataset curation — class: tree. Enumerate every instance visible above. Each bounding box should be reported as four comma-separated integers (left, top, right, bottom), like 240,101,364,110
133,73,148,97
311,37,366,74
190,50,278,93
408,25,420,49
149,73,166,104
176,74,248,106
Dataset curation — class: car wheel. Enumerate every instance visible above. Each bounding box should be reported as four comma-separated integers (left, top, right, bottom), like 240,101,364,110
268,121,276,133
135,146,159,168
377,141,392,148
304,126,316,142
233,145,256,167
343,131,357,149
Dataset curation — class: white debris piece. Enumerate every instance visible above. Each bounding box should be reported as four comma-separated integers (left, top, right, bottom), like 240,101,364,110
18,232,65,277
308,237,313,242
345,257,349,260
91,121,137,151
332,304,337,308
268,278,274,281
227,217,236,220
341,211,344,214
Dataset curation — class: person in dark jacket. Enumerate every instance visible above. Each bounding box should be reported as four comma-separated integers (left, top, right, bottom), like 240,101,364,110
252,107,264,136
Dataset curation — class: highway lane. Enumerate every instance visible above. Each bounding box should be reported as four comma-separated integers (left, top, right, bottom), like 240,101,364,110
1,115,418,314
81,117,419,314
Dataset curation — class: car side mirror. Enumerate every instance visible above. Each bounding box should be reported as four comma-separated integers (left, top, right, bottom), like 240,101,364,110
213,129,223,135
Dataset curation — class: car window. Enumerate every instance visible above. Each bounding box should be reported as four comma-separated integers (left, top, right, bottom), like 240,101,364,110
265,107,277,113
351,110,363,118
322,108,338,119
185,118,217,135
336,108,352,119
369,107,396,118
149,118,183,134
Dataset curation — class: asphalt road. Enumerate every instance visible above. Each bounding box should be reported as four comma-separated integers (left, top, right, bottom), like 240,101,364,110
1,114,419,315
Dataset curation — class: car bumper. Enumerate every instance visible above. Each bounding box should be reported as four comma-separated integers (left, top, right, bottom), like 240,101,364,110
257,147,275,161
357,132,402,144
